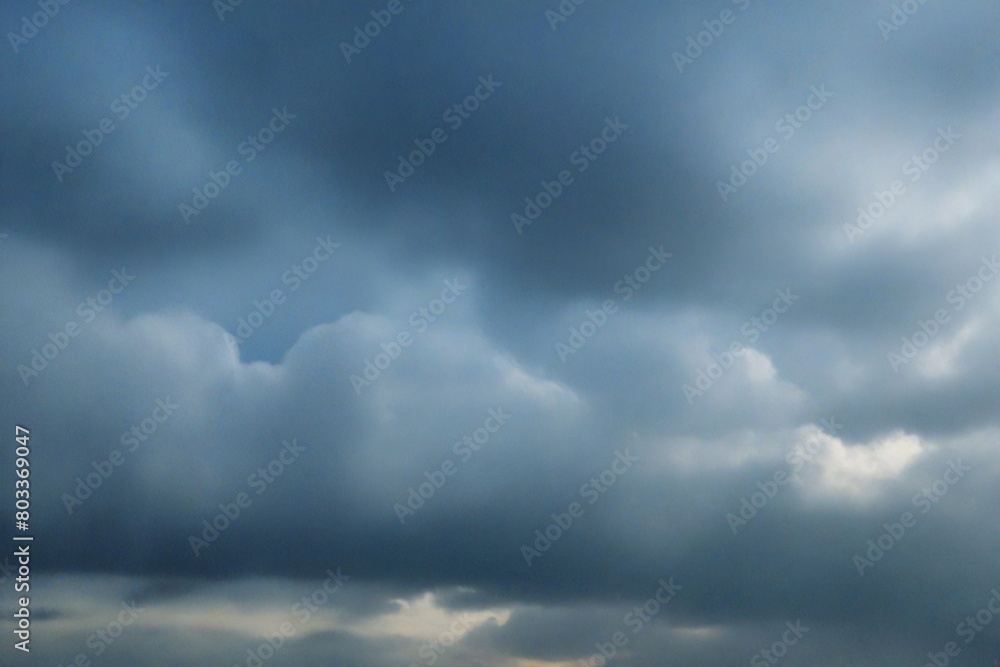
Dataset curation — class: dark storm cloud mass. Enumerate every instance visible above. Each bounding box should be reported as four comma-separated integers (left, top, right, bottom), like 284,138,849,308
2,0,999,665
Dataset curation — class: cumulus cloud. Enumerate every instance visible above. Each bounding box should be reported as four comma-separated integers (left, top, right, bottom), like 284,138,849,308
2,1,999,665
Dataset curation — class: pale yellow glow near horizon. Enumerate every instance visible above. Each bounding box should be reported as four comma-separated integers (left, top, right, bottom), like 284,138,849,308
349,590,512,640
672,623,726,639
21,577,512,649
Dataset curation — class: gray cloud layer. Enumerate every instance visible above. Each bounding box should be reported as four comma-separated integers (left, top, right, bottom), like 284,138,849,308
2,0,999,665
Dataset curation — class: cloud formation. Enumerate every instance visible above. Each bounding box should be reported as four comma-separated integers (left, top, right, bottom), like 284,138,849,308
2,0,999,665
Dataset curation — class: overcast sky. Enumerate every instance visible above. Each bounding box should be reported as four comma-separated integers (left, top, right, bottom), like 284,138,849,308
2,1,1000,665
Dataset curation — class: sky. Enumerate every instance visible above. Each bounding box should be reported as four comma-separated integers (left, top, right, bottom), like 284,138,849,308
1,1,999,665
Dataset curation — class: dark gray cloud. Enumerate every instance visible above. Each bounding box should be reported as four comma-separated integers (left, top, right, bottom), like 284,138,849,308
2,0,999,665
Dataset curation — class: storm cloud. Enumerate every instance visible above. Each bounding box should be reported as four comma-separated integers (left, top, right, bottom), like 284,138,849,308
2,0,999,665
